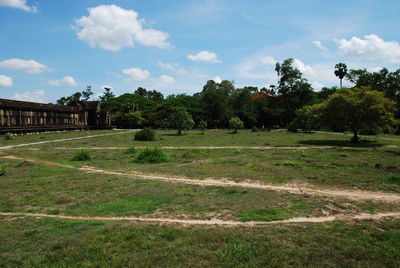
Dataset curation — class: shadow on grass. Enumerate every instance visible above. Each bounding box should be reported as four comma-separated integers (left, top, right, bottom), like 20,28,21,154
299,139,384,147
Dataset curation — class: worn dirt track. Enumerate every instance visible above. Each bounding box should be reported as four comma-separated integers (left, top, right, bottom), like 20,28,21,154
3,155,400,203
54,146,341,150
1,211,400,226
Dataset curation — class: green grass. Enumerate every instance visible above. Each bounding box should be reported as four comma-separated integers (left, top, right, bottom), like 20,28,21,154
1,129,400,267
1,217,400,267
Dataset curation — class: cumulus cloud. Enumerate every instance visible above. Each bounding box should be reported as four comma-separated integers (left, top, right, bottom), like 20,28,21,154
211,76,222,83
259,56,277,65
156,61,187,75
75,5,170,51
160,75,175,84
236,55,277,80
293,58,315,77
122,67,150,81
0,74,12,87
0,0,37,12
187,51,221,63
13,90,45,102
313,40,329,53
0,58,50,74
335,34,400,63
48,76,78,86
311,81,325,90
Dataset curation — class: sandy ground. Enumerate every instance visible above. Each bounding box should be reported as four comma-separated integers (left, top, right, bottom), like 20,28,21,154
1,211,399,226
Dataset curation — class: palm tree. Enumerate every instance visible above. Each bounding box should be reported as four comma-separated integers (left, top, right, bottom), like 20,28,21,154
334,63,348,89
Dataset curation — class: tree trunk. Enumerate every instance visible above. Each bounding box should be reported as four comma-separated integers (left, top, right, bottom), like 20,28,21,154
351,130,359,143
177,129,182,135
340,79,342,89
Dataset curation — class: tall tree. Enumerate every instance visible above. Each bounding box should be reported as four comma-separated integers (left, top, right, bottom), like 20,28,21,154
334,63,348,89
275,58,315,125
82,85,94,101
99,87,115,103
310,87,396,143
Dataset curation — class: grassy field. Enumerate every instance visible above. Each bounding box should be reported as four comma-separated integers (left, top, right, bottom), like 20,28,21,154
1,129,400,267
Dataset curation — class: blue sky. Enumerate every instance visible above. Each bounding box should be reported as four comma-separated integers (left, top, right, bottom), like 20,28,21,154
0,0,399,103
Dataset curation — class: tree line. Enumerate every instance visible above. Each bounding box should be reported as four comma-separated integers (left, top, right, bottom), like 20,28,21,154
56,58,400,141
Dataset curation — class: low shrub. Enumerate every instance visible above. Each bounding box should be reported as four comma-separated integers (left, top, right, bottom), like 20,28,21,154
134,128,156,141
4,132,13,140
133,147,170,164
124,147,137,155
251,126,258,132
71,150,91,161
0,165,6,176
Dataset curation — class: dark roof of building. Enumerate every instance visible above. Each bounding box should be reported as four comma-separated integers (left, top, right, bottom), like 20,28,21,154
0,98,77,112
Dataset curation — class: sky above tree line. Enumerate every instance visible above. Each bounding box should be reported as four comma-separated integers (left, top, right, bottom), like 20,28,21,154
0,0,399,103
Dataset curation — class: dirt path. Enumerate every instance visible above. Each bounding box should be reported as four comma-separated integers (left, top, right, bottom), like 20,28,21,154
3,155,400,203
1,211,399,226
54,145,351,150
0,130,135,150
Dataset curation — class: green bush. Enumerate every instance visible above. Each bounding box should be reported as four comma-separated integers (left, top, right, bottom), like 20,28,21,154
251,126,259,132
199,120,207,135
133,147,170,164
4,132,13,140
0,165,6,176
229,117,244,134
71,150,91,161
134,128,156,141
124,147,137,155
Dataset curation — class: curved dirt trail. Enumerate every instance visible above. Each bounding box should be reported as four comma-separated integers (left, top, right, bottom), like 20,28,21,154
3,155,400,203
54,145,354,150
1,211,400,226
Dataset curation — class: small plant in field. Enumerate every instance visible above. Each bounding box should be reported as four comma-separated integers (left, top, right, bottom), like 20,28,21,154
133,147,170,164
124,147,137,155
0,165,6,176
4,132,13,140
134,128,156,141
229,117,244,134
199,120,207,135
71,150,91,161
251,126,259,132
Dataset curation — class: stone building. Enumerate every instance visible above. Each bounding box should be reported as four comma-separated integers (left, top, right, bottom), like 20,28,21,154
0,98,111,134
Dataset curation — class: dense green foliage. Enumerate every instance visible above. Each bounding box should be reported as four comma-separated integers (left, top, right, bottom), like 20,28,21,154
229,117,244,134
0,165,6,176
166,106,195,135
55,59,400,135
71,150,91,161
134,128,156,141
310,87,396,142
4,132,13,140
133,147,170,163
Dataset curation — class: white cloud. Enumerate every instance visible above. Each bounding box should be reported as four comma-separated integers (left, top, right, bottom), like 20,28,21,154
211,76,222,83
160,75,175,84
75,5,170,51
13,90,45,102
0,74,12,87
260,56,277,65
156,61,188,75
313,40,329,53
0,0,37,12
122,67,150,81
311,81,325,90
236,55,278,80
187,50,221,63
48,76,78,86
293,58,315,77
0,58,50,74
335,34,400,63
